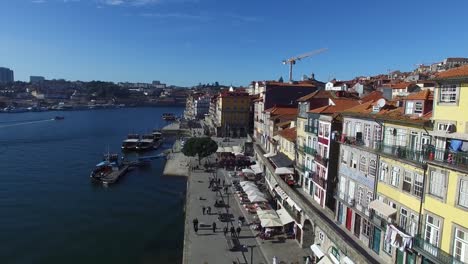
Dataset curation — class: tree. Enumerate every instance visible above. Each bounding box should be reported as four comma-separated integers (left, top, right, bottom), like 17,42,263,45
181,137,218,165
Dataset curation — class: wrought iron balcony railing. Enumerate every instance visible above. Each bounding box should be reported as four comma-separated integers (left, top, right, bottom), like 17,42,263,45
414,235,463,264
303,145,316,156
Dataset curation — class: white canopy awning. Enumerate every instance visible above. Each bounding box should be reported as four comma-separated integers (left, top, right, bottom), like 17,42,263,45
317,256,335,264
369,200,397,218
256,209,277,217
248,194,268,203
276,208,294,225
242,168,255,175
275,167,294,175
273,135,281,141
250,164,263,174
242,185,259,192
223,146,233,153
274,186,289,200
260,216,283,227
245,189,264,197
342,256,355,264
232,145,242,153
216,147,224,153
264,152,276,158
310,244,325,259
286,197,302,212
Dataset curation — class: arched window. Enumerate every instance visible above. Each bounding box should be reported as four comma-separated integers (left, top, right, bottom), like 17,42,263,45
369,159,377,176
359,156,367,174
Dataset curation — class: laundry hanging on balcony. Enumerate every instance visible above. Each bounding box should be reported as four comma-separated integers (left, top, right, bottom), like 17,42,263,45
384,224,413,251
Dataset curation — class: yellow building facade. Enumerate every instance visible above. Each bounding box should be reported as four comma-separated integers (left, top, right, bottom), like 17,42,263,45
414,66,468,264
216,90,250,137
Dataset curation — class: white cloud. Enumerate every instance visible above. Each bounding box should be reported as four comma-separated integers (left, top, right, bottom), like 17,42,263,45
140,12,209,21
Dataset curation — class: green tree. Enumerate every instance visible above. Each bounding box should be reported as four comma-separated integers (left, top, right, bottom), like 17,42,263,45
181,137,218,164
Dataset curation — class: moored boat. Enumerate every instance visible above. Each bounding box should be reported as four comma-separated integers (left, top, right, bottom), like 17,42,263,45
162,113,176,121
121,134,140,151
136,134,155,151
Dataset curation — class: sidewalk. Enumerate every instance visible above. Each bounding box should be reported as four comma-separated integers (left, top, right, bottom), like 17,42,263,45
183,167,266,264
220,169,311,264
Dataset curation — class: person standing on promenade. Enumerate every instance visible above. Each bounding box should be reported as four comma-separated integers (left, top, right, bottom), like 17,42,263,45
193,218,199,231
223,226,228,236
207,206,211,215
236,227,241,237
230,226,235,236
212,222,217,233
202,206,206,215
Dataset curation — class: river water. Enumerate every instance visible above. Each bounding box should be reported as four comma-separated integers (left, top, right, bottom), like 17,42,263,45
0,107,186,264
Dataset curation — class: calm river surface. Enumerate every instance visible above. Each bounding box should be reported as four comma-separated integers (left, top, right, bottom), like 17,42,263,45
0,107,186,264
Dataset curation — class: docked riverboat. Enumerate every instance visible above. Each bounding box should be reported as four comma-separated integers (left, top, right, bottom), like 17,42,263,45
121,134,140,151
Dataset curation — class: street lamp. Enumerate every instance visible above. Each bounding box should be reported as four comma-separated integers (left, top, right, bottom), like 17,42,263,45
246,245,256,264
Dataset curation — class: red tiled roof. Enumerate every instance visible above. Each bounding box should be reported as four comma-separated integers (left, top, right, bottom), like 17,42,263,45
309,99,360,114
435,65,468,79
278,127,297,142
404,90,433,101
264,106,298,116
360,91,384,103
384,82,415,89
265,81,317,87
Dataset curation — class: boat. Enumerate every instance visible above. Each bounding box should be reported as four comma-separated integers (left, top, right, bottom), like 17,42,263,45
162,113,176,121
90,153,120,181
54,116,65,120
136,134,156,151
152,130,163,149
121,134,140,151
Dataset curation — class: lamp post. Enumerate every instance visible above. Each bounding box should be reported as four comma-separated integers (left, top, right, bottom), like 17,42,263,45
246,245,256,264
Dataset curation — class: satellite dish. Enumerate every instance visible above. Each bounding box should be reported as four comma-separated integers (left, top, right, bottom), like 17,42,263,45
376,98,386,108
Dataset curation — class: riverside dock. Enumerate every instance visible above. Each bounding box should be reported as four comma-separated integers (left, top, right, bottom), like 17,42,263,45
100,165,129,185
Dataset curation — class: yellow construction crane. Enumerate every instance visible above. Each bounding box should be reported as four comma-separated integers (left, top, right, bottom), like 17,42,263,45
282,48,328,82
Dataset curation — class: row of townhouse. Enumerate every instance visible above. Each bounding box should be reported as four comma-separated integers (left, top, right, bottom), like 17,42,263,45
251,65,468,264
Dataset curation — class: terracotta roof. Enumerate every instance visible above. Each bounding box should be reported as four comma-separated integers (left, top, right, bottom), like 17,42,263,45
309,99,360,114
264,106,298,116
435,65,468,79
278,127,297,142
360,91,384,103
384,82,415,89
276,120,292,128
404,90,433,101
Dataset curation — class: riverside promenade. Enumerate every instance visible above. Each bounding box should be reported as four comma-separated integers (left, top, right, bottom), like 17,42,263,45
183,165,267,264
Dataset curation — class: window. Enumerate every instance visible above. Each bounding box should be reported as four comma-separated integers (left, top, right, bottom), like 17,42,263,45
391,167,400,187
359,156,367,174
380,162,388,182
362,219,371,237
425,214,441,247
324,124,330,138
366,191,373,207
415,102,423,114
400,208,408,230
357,186,364,205
439,84,458,103
364,124,371,142
406,101,414,114
369,159,377,177
318,123,323,137
341,149,348,165
403,171,413,193
374,125,382,141
414,173,423,198
429,171,446,198
459,179,468,208
351,152,357,169
454,228,468,263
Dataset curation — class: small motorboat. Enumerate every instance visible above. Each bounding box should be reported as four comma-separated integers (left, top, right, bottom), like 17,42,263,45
54,116,65,120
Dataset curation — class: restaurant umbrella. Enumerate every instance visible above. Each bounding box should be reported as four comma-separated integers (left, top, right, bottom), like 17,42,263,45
248,194,268,203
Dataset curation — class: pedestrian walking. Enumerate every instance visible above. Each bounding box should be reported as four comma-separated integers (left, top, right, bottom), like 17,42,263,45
224,186,228,194
238,219,242,228
236,227,241,237
194,225,198,233
202,206,206,215
192,218,199,230
230,226,235,236
207,206,211,215
218,178,221,185
223,226,228,236
212,222,217,233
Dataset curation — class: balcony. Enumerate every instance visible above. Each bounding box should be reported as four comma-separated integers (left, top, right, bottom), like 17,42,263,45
295,163,305,173
304,125,316,134
414,236,463,264
341,137,429,165
303,145,316,156
310,172,326,189
297,145,305,153
314,153,328,167
430,147,468,172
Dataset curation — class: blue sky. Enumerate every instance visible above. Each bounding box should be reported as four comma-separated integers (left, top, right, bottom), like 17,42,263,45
1,0,467,86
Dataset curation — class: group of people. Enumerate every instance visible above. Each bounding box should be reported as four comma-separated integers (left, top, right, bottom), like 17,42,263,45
192,218,217,233
223,225,242,237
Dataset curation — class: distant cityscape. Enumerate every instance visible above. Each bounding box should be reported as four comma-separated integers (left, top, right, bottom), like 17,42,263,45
0,67,235,112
